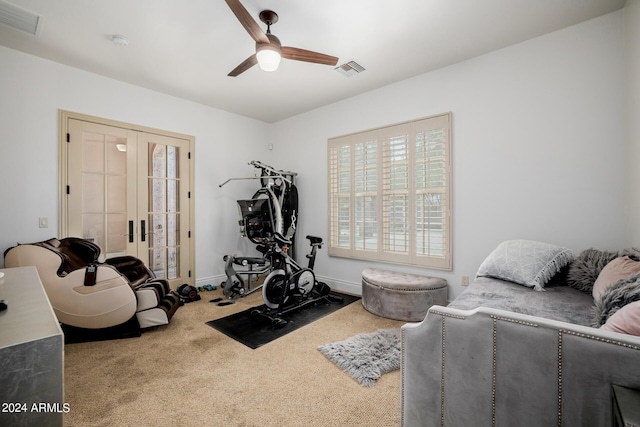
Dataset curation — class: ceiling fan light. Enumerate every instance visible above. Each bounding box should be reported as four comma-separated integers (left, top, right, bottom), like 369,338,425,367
256,45,281,72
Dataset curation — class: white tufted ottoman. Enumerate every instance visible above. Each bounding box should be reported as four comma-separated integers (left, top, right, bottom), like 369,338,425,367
361,268,448,322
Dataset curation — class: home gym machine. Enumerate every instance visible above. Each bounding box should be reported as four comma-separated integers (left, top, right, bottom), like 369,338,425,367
218,161,342,324
217,161,298,302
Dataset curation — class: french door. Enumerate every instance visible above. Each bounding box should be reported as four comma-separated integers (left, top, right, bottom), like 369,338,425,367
60,112,195,288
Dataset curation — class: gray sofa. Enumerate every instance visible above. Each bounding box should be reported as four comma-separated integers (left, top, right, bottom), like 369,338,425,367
401,240,640,427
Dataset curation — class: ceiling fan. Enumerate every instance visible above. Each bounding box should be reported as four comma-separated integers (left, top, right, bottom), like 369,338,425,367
224,0,339,76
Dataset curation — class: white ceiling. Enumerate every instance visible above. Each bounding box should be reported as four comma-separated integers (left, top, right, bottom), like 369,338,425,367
0,0,626,123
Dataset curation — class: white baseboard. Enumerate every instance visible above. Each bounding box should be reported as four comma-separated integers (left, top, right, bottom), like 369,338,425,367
317,275,362,296
196,275,226,288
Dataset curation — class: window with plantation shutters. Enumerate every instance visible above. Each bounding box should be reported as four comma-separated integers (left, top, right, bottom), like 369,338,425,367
328,113,452,270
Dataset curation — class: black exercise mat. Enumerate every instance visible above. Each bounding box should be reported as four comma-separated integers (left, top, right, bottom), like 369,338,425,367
206,293,360,349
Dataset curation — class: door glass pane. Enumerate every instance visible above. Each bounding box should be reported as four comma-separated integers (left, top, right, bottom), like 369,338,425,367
168,247,178,280
82,134,104,173
151,144,166,178
168,180,178,212
80,131,127,257
106,137,127,174
82,214,104,247
147,142,181,281
151,178,166,215
107,175,126,212
167,213,179,246
82,174,104,212
167,146,178,179
107,213,126,253
149,248,166,279
150,213,166,247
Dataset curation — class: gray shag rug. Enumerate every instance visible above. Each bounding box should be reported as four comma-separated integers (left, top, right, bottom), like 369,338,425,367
317,328,401,387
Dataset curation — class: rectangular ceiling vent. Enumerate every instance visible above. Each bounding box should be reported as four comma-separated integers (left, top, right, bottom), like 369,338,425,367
334,60,365,77
0,0,42,36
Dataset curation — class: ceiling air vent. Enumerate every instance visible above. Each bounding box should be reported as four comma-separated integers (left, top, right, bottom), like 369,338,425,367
0,0,42,36
334,61,365,77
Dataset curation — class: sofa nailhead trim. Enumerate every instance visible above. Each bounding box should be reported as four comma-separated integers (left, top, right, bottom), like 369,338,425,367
441,316,446,427
400,329,406,427
491,314,539,328
431,309,465,320
492,318,498,427
560,329,640,350
557,331,563,427
373,285,447,292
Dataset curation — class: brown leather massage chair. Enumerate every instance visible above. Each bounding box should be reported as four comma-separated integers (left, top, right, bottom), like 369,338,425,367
4,237,181,330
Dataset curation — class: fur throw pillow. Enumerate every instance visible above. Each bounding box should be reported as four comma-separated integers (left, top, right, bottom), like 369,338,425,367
593,272,640,327
566,248,618,293
619,247,640,261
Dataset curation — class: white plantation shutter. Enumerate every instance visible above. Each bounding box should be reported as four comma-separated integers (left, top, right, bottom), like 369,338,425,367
354,132,378,252
328,113,452,270
328,142,352,257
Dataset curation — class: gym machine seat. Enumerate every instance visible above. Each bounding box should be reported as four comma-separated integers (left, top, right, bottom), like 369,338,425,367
4,237,180,330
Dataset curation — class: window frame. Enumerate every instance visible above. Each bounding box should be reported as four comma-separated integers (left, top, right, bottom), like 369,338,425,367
327,113,452,270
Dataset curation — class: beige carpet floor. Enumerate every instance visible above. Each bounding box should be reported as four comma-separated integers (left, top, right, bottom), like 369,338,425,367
63,288,405,426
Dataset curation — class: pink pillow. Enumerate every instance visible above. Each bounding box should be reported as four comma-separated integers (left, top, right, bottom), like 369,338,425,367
592,256,640,300
601,301,640,335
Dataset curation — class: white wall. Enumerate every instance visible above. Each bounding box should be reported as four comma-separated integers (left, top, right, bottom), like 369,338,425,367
271,10,626,299
626,0,640,246
0,45,271,282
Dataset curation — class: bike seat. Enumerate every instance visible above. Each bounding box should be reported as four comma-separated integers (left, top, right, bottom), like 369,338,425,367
234,257,267,266
306,235,323,245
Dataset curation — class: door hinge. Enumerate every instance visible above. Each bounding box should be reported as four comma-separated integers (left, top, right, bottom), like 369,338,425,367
188,270,192,278
188,151,191,159
188,231,191,238
188,191,191,199
66,185,70,195
66,133,70,143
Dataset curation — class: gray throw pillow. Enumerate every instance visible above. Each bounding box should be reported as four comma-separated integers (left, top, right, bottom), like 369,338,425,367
476,240,574,291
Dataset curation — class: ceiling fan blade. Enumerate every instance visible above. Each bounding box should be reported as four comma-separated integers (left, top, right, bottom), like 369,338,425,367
281,46,338,66
228,54,257,77
224,0,269,44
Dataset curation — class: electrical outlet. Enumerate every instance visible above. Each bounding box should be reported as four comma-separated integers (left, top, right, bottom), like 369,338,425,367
39,217,48,228
461,275,469,286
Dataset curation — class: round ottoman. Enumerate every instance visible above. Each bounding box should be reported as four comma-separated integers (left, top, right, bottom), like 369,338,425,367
361,268,448,322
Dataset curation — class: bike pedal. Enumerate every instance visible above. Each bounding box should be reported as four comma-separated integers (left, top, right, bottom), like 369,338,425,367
273,318,288,328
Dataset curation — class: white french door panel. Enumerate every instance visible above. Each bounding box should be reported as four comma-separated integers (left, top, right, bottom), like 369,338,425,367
138,132,191,289
67,119,138,259
62,113,194,288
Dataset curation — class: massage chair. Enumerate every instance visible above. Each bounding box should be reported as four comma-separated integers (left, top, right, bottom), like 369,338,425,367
4,237,181,330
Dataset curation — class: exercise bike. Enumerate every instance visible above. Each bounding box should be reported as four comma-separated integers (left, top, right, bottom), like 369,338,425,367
251,233,343,327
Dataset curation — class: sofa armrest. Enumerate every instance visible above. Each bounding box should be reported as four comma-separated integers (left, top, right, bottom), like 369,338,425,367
401,305,640,427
